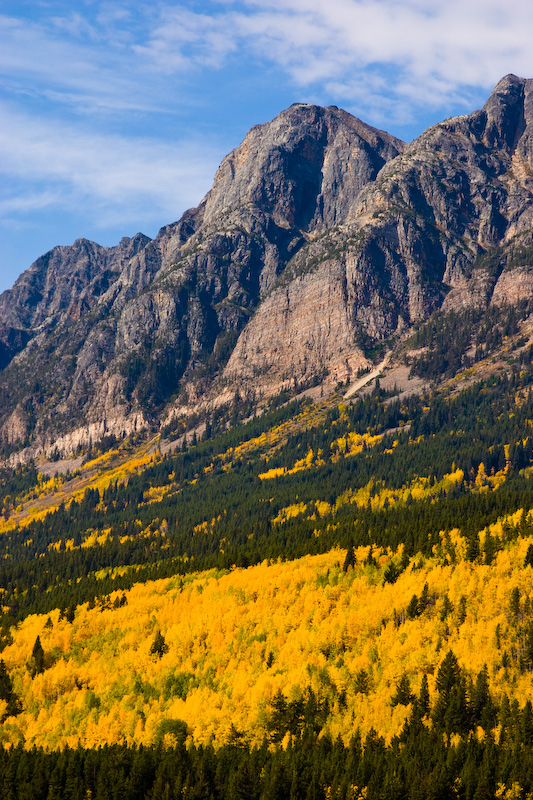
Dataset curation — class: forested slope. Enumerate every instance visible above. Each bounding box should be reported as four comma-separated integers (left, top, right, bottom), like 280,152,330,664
2,309,533,796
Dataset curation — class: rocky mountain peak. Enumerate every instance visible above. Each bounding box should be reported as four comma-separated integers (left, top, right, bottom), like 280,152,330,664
3,77,533,463
201,103,405,233
481,74,530,152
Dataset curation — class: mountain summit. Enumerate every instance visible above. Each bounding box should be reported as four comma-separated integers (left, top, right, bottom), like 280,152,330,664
2,75,533,461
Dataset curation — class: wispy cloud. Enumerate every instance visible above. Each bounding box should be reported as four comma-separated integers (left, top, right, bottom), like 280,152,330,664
137,0,533,119
0,11,174,114
0,103,222,228
133,8,239,73
3,2,533,123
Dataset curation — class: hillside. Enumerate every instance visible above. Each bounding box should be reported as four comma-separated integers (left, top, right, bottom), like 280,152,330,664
1,328,533,795
2,535,533,752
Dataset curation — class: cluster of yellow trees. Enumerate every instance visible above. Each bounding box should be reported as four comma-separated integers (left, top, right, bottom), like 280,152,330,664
0,448,156,536
0,397,337,539
271,469,466,527
2,512,533,751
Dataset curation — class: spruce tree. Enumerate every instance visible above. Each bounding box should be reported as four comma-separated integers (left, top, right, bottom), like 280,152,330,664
0,659,22,720
391,673,415,707
27,635,45,677
150,630,169,659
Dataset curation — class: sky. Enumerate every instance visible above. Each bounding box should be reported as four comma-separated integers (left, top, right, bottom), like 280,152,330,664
1,0,533,294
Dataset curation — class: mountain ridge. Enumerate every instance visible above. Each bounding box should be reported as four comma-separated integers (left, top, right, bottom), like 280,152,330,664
2,74,533,463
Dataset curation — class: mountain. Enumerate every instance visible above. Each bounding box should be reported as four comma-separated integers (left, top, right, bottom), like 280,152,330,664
2,74,533,463
5,75,533,798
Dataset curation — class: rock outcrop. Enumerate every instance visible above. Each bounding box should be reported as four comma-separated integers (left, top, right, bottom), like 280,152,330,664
3,75,533,458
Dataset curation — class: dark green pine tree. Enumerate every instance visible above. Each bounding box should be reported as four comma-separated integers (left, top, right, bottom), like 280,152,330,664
342,545,356,573
466,533,480,562
471,665,497,731
521,700,533,746
418,582,430,612
229,758,257,800
435,651,461,696
27,635,45,678
432,649,470,736
45,764,64,800
63,749,84,800
14,747,38,800
509,586,521,619
419,674,430,717
483,530,498,565
0,743,19,800
406,594,420,619
391,673,415,707
268,689,288,744
149,630,169,659
0,659,22,721
354,669,370,695
262,759,291,800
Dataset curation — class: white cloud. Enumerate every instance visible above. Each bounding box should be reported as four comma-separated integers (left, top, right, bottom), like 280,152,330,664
136,0,533,117
249,0,533,100
133,8,239,72
0,104,222,228
4,1,533,123
0,12,173,113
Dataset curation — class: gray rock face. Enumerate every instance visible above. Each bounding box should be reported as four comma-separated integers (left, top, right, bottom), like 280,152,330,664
201,104,404,233
3,76,533,457
219,75,533,399
0,234,151,332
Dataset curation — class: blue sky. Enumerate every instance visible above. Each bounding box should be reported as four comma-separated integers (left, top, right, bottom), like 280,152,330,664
2,0,533,294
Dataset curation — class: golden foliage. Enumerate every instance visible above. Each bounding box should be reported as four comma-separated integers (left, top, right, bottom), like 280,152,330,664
3,521,533,751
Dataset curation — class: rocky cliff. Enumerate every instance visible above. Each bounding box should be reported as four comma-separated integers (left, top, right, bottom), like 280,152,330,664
2,75,533,459
217,75,533,400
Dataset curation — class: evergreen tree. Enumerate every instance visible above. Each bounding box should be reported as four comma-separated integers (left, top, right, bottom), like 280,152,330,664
150,631,169,659
27,635,45,677
466,533,480,562
406,594,420,619
229,758,257,800
342,546,356,573
432,650,470,736
0,659,22,720
456,595,467,626
440,594,453,621
391,673,415,707
354,669,370,695
483,530,498,565
509,586,521,618
419,674,430,716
